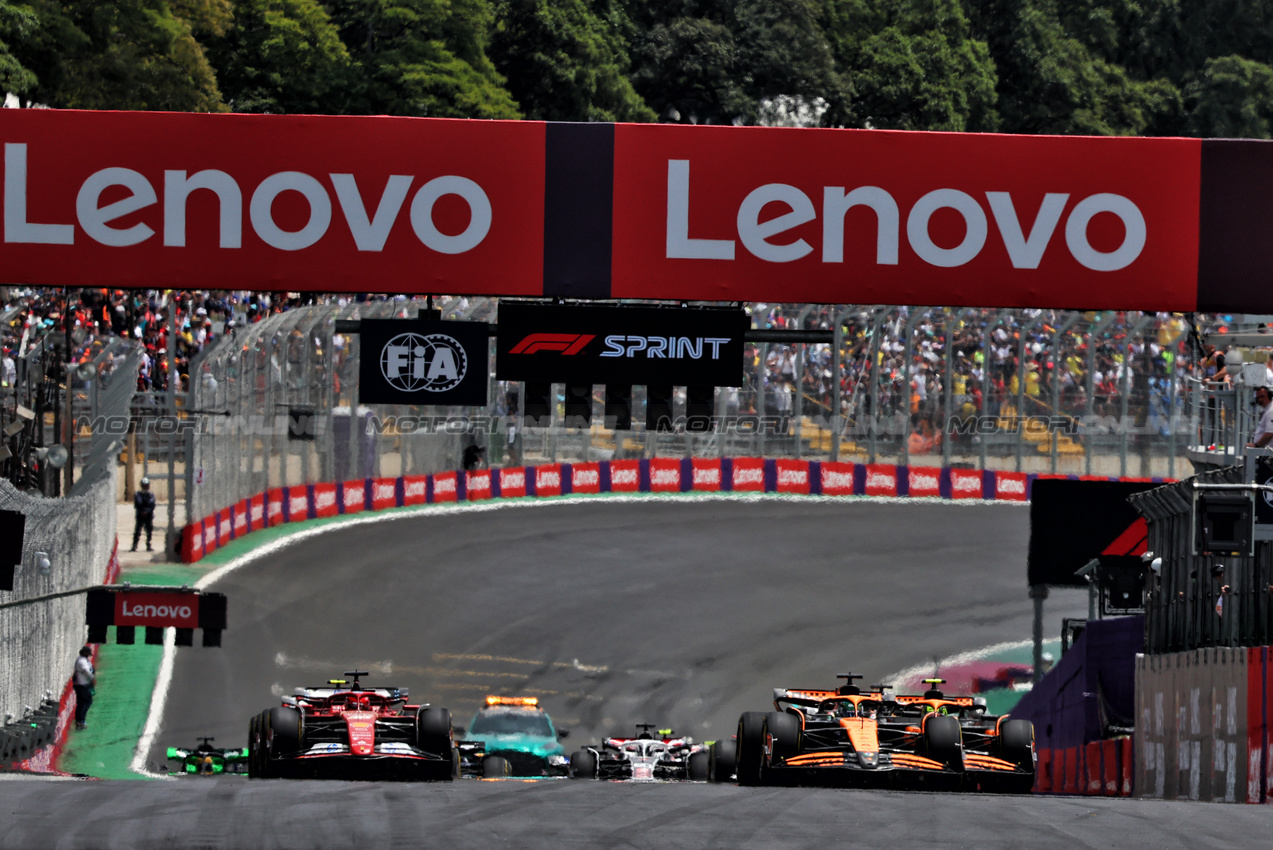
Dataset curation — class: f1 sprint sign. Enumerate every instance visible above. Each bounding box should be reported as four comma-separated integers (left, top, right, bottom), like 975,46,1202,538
1,109,1270,312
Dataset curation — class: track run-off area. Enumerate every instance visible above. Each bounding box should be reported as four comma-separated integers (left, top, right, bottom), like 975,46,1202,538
5,495,1272,848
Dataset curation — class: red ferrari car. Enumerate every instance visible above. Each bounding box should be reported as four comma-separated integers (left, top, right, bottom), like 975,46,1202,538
247,671,457,780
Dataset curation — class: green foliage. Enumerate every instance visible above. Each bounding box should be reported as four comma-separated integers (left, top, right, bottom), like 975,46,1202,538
1186,55,1273,138
324,0,520,118
13,0,227,111
1,0,1272,139
205,0,353,113
624,0,844,126
0,2,38,98
967,0,1181,136
824,0,997,131
488,0,655,121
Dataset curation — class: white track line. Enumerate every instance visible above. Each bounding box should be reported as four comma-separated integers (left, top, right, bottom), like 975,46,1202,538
880,639,1039,690
129,492,1024,776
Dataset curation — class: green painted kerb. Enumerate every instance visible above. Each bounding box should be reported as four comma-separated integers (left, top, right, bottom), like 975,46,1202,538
58,565,205,780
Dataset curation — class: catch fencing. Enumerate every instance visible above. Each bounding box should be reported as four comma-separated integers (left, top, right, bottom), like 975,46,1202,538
183,304,1208,540
185,299,481,527
0,346,137,763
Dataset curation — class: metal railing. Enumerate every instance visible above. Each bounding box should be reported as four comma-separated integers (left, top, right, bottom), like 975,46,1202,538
182,304,1204,534
0,345,138,737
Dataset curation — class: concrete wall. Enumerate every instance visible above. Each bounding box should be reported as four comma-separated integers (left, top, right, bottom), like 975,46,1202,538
1135,647,1273,803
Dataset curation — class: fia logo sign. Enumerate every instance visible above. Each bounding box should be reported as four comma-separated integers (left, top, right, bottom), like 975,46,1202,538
380,332,468,394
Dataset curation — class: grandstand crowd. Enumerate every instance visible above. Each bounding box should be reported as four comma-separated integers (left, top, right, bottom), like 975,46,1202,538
0,288,1228,450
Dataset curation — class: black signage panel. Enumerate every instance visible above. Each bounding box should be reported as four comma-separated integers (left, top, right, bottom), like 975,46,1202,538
496,302,746,386
1027,479,1161,587
359,320,489,405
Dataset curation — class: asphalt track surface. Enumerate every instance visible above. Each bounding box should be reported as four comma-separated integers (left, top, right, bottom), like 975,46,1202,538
9,497,1273,848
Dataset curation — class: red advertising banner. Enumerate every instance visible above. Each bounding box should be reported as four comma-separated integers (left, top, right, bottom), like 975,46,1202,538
233,499,249,537
467,470,492,501
499,467,527,498
182,521,204,562
950,468,984,500
774,459,810,494
15,109,1272,312
690,458,722,491
649,458,681,492
820,462,855,495
534,464,562,496
432,471,458,503
313,482,338,518
611,124,1201,308
864,464,898,497
115,591,199,629
248,494,266,531
288,488,309,521
217,509,232,544
909,466,942,498
403,475,428,506
372,478,397,510
609,460,641,492
571,462,601,494
341,480,366,514
0,110,546,293
995,471,1029,501
267,488,285,527
731,457,765,491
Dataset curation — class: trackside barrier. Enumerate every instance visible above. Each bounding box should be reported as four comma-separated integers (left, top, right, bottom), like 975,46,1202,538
179,459,1172,563
1135,646,1273,803
1010,615,1142,797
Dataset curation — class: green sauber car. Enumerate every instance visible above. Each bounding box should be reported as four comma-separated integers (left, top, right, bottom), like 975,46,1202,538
462,696,569,777
166,737,248,775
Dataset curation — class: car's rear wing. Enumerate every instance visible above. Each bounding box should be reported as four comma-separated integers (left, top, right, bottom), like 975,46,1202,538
893,695,976,706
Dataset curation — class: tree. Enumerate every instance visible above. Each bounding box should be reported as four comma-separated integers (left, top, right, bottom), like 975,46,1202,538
324,0,520,118
967,0,1179,135
488,0,654,121
12,0,226,111
205,0,354,113
1186,55,1273,138
0,1,38,100
823,0,997,131
624,0,845,126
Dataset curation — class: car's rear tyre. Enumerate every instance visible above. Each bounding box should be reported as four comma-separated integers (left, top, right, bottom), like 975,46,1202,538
482,755,510,778
569,749,597,779
451,746,462,780
267,706,302,759
923,714,964,771
710,739,737,783
735,712,767,786
247,714,261,778
764,712,801,761
687,751,710,781
415,706,453,756
997,719,1033,767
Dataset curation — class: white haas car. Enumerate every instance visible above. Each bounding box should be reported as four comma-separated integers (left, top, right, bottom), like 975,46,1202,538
568,724,710,781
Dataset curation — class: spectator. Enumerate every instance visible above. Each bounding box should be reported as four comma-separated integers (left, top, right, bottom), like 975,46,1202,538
462,443,486,471
73,646,95,730
1248,386,1273,449
132,477,156,552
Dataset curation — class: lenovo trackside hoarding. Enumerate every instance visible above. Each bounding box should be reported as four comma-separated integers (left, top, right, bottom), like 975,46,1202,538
0,111,546,292
3,108,1271,311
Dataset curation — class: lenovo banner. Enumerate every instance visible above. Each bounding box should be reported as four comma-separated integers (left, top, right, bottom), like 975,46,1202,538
6,108,1273,312
496,302,746,386
359,319,489,405
114,591,200,629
